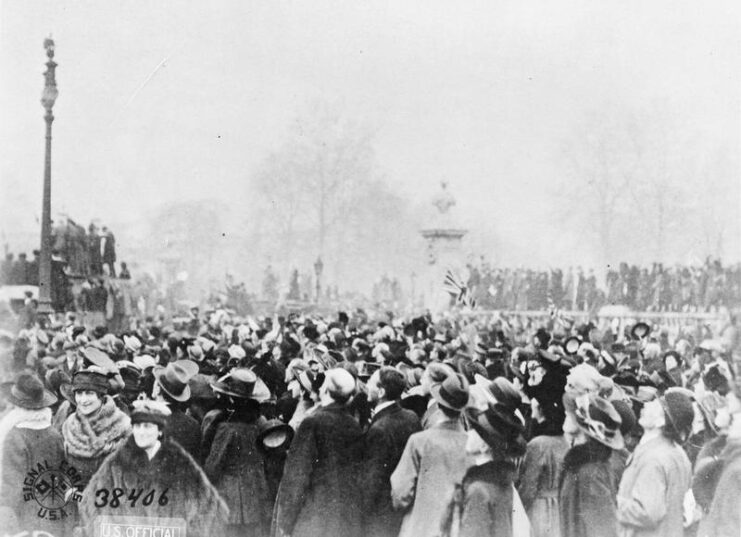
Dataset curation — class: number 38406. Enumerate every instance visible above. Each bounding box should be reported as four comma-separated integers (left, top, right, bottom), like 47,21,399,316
94,488,169,508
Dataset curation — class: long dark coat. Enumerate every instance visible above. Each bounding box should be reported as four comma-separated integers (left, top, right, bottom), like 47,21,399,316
205,418,272,530
559,442,618,537
273,403,364,537
454,460,518,537
361,402,421,537
80,435,228,536
166,409,202,463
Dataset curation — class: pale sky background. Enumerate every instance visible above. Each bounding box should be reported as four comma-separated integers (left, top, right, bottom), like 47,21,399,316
1,0,739,286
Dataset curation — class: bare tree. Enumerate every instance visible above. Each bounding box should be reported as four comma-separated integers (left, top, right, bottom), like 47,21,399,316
249,104,414,291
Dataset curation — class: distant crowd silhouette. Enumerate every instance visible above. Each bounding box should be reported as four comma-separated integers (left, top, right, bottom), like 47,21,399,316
469,259,740,312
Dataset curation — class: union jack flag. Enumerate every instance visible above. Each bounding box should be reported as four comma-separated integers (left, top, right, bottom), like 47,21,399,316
443,270,477,309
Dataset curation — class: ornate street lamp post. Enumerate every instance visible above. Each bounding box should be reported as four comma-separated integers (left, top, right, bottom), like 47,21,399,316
37,37,58,314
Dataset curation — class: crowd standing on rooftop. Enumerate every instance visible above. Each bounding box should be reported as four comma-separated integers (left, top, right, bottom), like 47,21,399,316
0,296,740,536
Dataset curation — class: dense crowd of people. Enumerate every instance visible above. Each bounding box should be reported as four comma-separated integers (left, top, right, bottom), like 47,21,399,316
468,258,741,312
0,305,740,536
1,221,126,315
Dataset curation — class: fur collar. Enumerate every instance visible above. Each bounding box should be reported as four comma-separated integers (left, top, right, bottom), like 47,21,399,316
465,459,517,487
113,435,208,489
563,441,612,472
63,395,131,459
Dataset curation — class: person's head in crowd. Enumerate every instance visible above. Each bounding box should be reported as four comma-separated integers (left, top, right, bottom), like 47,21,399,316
407,347,427,365
44,368,71,406
420,362,455,396
611,399,640,452
465,383,526,464
319,368,356,407
152,360,198,411
570,394,624,458
639,389,694,445
457,358,488,385
367,367,406,406
1,371,57,413
525,356,546,387
565,363,605,397
116,361,142,407
663,350,682,372
69,368,110,416
430,372,470,420
703,365,730,396
296,370,318,401
131,399,170,455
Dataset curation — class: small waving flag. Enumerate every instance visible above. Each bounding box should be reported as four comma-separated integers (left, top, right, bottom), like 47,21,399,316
443,270,477,309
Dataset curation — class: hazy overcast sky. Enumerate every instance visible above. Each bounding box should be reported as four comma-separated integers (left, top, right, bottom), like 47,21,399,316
1,0,739,268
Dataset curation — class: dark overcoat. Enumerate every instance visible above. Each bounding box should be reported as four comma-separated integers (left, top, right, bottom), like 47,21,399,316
166,409,202,463
457,460,517,537
205,419,272,529
362,402,421,537
80,435,228,536
559,442,618,537
272,402,364,537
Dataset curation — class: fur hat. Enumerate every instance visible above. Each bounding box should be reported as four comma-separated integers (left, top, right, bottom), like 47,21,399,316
131,399,171,429
70,368,110,395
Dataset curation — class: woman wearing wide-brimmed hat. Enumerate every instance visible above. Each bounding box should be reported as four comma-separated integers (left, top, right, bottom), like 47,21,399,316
442,377,527,537
204,368,273,537
80,399,228,536
559,394,623,537
0,372,66,536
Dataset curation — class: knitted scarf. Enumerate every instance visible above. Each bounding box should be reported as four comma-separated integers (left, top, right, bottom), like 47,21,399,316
63,396,131,459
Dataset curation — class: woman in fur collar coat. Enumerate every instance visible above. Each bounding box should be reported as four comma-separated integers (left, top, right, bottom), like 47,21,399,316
559,395,621,537
80,399,228,536
61,369,131,489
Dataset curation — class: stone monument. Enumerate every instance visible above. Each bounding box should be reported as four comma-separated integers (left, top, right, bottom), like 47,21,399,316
419,182,468,312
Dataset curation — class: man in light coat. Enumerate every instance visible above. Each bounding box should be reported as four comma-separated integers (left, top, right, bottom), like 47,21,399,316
390,373,470,537
616,390,693,537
